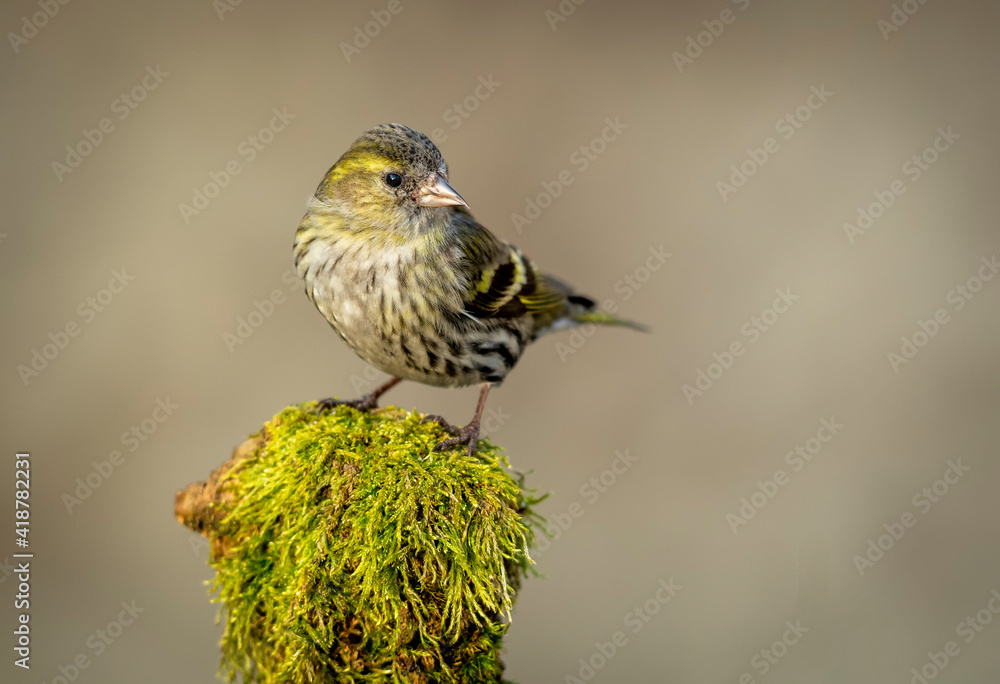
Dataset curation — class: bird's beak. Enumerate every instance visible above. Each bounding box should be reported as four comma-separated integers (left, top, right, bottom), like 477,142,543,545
415,174,467,208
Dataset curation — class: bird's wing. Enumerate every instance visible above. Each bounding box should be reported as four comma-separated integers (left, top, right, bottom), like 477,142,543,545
457,226,646,333
461,239,567,325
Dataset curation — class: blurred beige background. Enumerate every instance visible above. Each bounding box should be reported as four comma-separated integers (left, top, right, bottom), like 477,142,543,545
2,0,999,682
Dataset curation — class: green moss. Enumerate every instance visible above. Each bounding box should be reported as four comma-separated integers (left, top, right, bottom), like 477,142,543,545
208,403,540,683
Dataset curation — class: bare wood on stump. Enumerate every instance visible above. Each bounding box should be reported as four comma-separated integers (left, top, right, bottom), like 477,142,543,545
174,433,263,560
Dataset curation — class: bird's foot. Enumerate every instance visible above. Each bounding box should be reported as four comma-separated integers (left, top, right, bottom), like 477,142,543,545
423,383,492,458
420,414,461,435
314,377,402,415
315,393,380,414
431,420,482,458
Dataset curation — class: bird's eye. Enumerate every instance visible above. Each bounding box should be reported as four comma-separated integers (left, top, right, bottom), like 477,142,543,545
384,173,402,187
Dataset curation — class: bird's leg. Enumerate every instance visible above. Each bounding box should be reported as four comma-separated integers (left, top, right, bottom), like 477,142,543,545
315,376,402,413
431,383,492,457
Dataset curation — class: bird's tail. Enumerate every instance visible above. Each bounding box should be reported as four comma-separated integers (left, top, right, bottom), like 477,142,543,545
530,274,648,336
566,293,648,332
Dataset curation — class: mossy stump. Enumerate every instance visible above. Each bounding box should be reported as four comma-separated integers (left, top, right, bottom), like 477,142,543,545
175,403,538,684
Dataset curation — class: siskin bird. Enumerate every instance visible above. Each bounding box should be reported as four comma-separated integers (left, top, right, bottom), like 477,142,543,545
294,123,642,455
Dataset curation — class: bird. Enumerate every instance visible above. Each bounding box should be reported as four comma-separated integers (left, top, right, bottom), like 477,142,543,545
293,123,642,456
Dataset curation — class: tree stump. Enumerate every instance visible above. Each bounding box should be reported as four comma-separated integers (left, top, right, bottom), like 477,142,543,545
175,403,539,683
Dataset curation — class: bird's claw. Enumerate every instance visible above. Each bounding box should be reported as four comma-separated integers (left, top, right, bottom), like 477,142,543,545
315,395,379,413
420,414,461,435
432,422,482,458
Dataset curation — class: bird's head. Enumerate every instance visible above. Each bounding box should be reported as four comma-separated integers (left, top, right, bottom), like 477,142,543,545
311,124,467,235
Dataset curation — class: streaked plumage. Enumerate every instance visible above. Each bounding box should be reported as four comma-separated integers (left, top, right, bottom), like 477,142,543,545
294,124,640,454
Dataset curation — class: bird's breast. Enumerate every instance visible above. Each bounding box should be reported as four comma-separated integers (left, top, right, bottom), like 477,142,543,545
295,225,529,388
